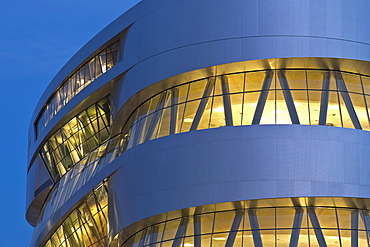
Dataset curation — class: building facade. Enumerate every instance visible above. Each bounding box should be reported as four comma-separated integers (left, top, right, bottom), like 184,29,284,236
27,0,370,246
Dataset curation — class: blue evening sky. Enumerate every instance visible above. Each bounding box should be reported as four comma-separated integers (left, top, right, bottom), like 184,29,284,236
0,0,140,245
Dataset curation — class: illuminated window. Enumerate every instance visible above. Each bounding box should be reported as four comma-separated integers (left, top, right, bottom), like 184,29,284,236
40,97,111,181
116,69,370,155
44,182,108,247
36,42,118,137
120,200,370,247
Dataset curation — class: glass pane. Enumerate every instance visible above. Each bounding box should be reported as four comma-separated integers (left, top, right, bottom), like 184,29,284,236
157,107,171,138
322,229,341,246
281,70,307,89
256,208,275,229
200,213,214,234
175,103,186,134
349,93,369,130
242,92,260,125
214,76,223,96
230,93,243,126
211,233,228,246
260,90,275,125
276,90,292,124
307,70,327,90
276,208,295,229
245,71,265,92
173,84,189,104
147,94,161,115
197,97,212,130
362,75,370,95
342,72,363,94
260,230,275,246
160,240,173,247
181,100,200,132
232,231,243,247
185,217,194,237
315,207,338,229
291,90,310,125
308,91,321,126
213,210,236,233
225,73,245,94
358,230,368,246
276,229,291,247
200,233,212,247
210,96,225,128
188,79,209,101
182,237,194,247
337,209,355,230
243,231,256,246
162,219,181,241
338,94,354,129
327,91,342,127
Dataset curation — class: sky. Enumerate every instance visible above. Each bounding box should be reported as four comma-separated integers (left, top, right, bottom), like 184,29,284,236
0,0,140,245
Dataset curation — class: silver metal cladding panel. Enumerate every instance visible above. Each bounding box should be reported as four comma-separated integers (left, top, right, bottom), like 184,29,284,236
108,125,370,236
117,0,370,107
31,0,370,137
26,155,53,226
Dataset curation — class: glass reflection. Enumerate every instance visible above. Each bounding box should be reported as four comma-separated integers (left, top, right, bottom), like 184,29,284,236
116,69,370,155
44,182,108,247
40,97,111,181
121,203,370,247
36,42,118,137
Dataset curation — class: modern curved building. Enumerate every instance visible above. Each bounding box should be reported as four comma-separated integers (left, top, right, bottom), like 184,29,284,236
27,0,370,246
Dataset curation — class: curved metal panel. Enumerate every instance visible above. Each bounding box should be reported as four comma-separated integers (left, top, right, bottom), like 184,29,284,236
26,155,53,226
108,125,370,236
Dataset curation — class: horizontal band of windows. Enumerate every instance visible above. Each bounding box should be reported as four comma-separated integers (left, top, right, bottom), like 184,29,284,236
43,182,108,247
115,69,370,153
120,202,370,247
35,42,118,138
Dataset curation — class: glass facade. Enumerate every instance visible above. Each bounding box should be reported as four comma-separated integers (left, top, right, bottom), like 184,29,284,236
121,201,370,247
44,182,108,247
36,42,118,137
117,69,370,152
40,97,111,181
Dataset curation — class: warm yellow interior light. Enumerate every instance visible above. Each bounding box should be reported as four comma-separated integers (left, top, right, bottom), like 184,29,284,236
183,243,194,246
213,237,227,240
270,110,284,114
328,105,339,110
294,102,301,107
184,118,193,123
214,107,224,112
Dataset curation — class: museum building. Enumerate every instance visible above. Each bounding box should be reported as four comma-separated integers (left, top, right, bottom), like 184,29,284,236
27,0,370,246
